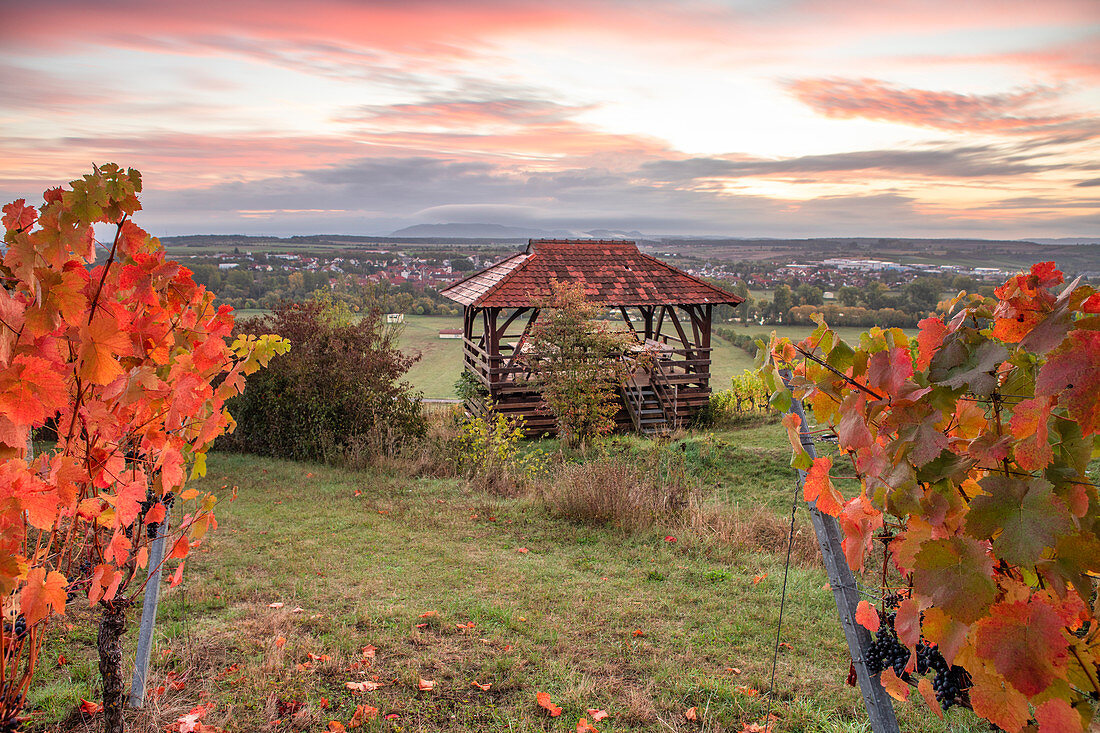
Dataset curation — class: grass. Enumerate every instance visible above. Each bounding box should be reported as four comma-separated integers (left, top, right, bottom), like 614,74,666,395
397,316,466,399
31,423,986,733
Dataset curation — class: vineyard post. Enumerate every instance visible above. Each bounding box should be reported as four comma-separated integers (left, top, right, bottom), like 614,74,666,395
128,512,170,708
781,371,900,732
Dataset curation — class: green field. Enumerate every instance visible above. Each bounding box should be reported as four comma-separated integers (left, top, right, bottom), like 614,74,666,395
397,316,916,399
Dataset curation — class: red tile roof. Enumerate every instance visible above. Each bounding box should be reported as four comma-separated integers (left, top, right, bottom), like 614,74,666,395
441,240,744,308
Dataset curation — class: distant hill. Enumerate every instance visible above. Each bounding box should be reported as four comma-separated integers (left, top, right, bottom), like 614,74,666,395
389,223,645,239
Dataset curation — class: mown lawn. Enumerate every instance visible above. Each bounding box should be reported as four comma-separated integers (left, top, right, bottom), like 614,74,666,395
32,424,984,733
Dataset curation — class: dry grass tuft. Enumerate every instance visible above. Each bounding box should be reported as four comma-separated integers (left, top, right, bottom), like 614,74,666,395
542,456,696,533
686,503,821,566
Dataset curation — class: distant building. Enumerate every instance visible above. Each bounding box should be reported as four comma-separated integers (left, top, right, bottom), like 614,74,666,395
438,328,462,339
385,313,404,324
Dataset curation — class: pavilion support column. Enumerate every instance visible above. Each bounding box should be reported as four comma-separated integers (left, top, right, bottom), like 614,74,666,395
642,306,655,341
485,307,501,387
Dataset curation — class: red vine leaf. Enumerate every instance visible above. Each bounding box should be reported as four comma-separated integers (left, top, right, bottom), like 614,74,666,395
1034,698,1084,733
969,664,1031,733
915,316,947,371
916,678,943,720
536,692,562,717
855,601,879,632
838,493,882,573
974,599,1069,697
878,668,909,701
804,456,843,516
920,608,968,666
1036,330,1100,436
20,568,67,625
1009,397,1053,470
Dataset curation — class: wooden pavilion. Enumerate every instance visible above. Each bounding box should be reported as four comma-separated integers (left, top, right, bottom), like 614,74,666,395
440,239,744,434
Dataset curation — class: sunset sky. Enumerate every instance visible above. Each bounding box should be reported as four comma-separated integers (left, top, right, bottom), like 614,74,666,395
1,0,1097,238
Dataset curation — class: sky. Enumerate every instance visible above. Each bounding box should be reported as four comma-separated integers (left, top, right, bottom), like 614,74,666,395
1,0,1098,239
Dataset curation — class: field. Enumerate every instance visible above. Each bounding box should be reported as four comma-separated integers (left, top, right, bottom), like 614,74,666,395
31,421,986,732
396,316,915,399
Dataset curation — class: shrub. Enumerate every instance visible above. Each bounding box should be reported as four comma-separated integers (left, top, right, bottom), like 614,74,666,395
220,299,424,462
455,409,547,495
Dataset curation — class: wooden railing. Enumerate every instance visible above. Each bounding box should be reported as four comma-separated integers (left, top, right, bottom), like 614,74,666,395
463,341,712,390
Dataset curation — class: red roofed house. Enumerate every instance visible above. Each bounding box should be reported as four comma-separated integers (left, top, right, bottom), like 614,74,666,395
440,240,744,434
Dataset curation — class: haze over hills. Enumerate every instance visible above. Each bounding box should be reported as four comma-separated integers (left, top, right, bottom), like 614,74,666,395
389,223,646,239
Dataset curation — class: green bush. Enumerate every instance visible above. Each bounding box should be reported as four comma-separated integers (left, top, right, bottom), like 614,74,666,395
219,300,424,462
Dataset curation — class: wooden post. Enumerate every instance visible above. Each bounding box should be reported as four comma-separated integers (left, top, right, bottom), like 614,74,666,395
782,371,900,733
129,511,170,707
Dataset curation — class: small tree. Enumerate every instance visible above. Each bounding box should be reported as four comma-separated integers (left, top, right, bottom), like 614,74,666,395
0,165,287,732
527,281,635,448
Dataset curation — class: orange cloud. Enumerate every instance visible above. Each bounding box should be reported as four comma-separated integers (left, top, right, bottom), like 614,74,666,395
787,78,1097,138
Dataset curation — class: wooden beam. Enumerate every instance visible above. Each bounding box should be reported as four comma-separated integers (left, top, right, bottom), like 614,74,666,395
653,305,665,343
497,307,529,338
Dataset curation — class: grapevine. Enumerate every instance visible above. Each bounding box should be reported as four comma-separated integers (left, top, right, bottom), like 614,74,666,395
759,262,1099,731
0,164,288,729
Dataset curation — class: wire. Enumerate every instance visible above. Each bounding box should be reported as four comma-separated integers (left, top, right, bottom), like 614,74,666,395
764,476,801,732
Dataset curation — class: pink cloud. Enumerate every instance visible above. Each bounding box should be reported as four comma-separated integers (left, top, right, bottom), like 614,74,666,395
787,78,1096,137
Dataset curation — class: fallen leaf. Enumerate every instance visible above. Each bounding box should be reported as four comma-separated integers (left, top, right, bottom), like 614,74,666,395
275,636,286,648
685,706,698,721
586,708,609,721
327,723,345,732
58,654,68,665
664,536,677,543
779,642,792,651
577,718,599,733
79,699,102,715
726,667,742,675
632,629,645,638
536,691,562,717
472,681,491,691
517,547,529,554
176,704,214,733
291,607,304,613
752,573,768,585
320,697,329,709
385,714,399,720
353,490,362,497
347,704,378,728
735,685,759,696
418,678,435,691
345,681,383,692
360,645,376,659
418,611,437,618
268,602,284,608
415,623,428,629
306,472,314,478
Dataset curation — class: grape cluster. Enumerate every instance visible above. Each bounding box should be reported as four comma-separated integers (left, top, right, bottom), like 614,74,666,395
138,491,174,539
928,651,971,710
3,615,27,641
866,613,908,677
863,598,972,712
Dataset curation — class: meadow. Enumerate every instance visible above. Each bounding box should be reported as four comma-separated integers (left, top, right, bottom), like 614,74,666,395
32,415,989,733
